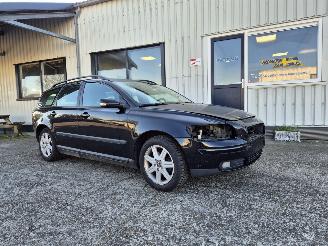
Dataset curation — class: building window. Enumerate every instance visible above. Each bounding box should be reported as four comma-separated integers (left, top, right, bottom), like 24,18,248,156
92,44,165,85
17,58,66,99
248,25,319,83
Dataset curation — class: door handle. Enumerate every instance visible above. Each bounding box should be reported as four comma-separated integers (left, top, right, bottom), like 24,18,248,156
81,112,90,119
50,111,57,117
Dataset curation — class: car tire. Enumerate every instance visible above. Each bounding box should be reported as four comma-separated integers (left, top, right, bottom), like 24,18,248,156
38,128,62,162
139,136,189,191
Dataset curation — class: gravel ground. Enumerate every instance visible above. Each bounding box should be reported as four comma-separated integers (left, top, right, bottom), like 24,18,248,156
0,136,328,245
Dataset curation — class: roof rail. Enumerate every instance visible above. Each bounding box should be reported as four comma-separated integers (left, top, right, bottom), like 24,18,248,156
137,79,157,84
51,75,111,88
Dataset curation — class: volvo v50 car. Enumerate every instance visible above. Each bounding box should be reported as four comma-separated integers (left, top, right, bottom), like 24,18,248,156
33,76,265,191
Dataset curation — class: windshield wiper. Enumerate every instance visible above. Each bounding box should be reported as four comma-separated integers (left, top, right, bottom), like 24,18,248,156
139,103,168,107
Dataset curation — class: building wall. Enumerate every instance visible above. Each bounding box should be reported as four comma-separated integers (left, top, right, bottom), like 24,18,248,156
0,18,77,124
78,0,328,126
1,0,328,126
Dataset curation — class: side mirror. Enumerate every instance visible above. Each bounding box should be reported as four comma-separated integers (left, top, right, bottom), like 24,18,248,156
100,99,126,110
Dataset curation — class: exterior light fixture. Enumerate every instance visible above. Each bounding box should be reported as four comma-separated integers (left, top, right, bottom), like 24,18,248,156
0,51,5,57
299,48,317,54
272,52,288,57
256,34,277,43
141,56,156,61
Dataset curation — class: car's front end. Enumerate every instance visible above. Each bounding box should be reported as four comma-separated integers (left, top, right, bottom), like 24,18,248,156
131,101,266,177
179,117,265,176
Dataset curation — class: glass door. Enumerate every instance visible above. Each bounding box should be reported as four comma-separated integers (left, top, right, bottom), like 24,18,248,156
212,35,244,109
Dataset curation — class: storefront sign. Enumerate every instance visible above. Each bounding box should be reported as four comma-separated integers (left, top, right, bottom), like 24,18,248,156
258,67,317,82
190,58,201,66
217,56,239,63
260,56,303,68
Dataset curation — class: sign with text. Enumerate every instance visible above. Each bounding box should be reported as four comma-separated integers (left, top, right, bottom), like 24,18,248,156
190,58,201,67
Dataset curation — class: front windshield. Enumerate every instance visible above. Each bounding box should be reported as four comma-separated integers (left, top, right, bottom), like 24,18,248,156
113,81,192,106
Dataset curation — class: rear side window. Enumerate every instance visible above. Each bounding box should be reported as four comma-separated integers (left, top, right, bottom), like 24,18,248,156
39,87,61,107
82,82,121,107
56,83,81,107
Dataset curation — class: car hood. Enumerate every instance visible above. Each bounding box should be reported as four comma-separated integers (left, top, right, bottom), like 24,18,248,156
142,103,255,121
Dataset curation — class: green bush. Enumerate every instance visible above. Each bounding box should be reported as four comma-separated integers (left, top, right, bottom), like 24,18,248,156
274,126,299,132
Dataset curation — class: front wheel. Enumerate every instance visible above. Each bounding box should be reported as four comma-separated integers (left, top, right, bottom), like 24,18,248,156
139,136,189,191
38,128,62,162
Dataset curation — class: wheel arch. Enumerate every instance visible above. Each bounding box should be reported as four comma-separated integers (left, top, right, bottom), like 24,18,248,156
35,124,49,141
134,130,185,169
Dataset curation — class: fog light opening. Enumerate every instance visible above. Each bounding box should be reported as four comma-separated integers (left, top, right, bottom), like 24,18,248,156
221,161,231,170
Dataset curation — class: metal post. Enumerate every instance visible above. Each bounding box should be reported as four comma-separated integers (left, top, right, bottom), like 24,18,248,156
74,7,82,76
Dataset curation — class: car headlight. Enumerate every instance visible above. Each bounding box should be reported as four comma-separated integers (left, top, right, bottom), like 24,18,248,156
188,125,234,140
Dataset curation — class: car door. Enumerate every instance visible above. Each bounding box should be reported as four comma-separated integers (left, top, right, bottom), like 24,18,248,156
78,81,131,159
51,82,84,150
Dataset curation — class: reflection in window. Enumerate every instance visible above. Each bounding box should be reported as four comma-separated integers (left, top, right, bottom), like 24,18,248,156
43,59,66,90
95,45,164,84
56,84,80,107
128,46,162,84
97,51,127,79
248,26,318,83
17,58,67,99
82,82,120,107
39,87,61,107
20,63,41,98
213,38,242,85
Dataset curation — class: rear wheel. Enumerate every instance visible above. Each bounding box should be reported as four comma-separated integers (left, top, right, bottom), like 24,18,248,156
139,136,189,191
38,128,62,161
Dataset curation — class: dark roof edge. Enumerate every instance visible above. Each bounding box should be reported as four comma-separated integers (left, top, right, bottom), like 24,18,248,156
0,2,74,13
74,0,111,9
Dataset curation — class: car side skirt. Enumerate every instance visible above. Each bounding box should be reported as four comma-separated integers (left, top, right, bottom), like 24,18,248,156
57,145,137,169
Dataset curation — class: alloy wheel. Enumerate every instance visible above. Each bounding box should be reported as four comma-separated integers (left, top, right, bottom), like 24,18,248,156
144,145,175,185
40,132,53,158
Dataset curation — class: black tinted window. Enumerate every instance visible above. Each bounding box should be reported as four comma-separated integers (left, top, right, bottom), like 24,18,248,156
82,82,120,107
56,83,80,107
39,87,61,107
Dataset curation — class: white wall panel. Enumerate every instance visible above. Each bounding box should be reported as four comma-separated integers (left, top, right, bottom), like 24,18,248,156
248,83,328,126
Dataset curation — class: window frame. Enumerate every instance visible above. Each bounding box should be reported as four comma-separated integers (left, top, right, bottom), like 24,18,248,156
246,20,323,86
15,57,67,101
90,43,166,86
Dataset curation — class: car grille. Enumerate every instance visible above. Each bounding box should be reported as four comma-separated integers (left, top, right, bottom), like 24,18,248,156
246,150,263,165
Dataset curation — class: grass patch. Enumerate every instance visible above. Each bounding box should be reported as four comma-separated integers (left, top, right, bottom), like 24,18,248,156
0,134,29,141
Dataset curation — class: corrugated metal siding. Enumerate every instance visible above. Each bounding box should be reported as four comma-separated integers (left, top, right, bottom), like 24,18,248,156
78,0,328,126
0,18,77,124
1,0,328,126
248,83,328,126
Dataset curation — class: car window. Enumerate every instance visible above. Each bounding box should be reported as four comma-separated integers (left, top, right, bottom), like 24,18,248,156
39,87,61,107
56,83,80,107
82,82,121,107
